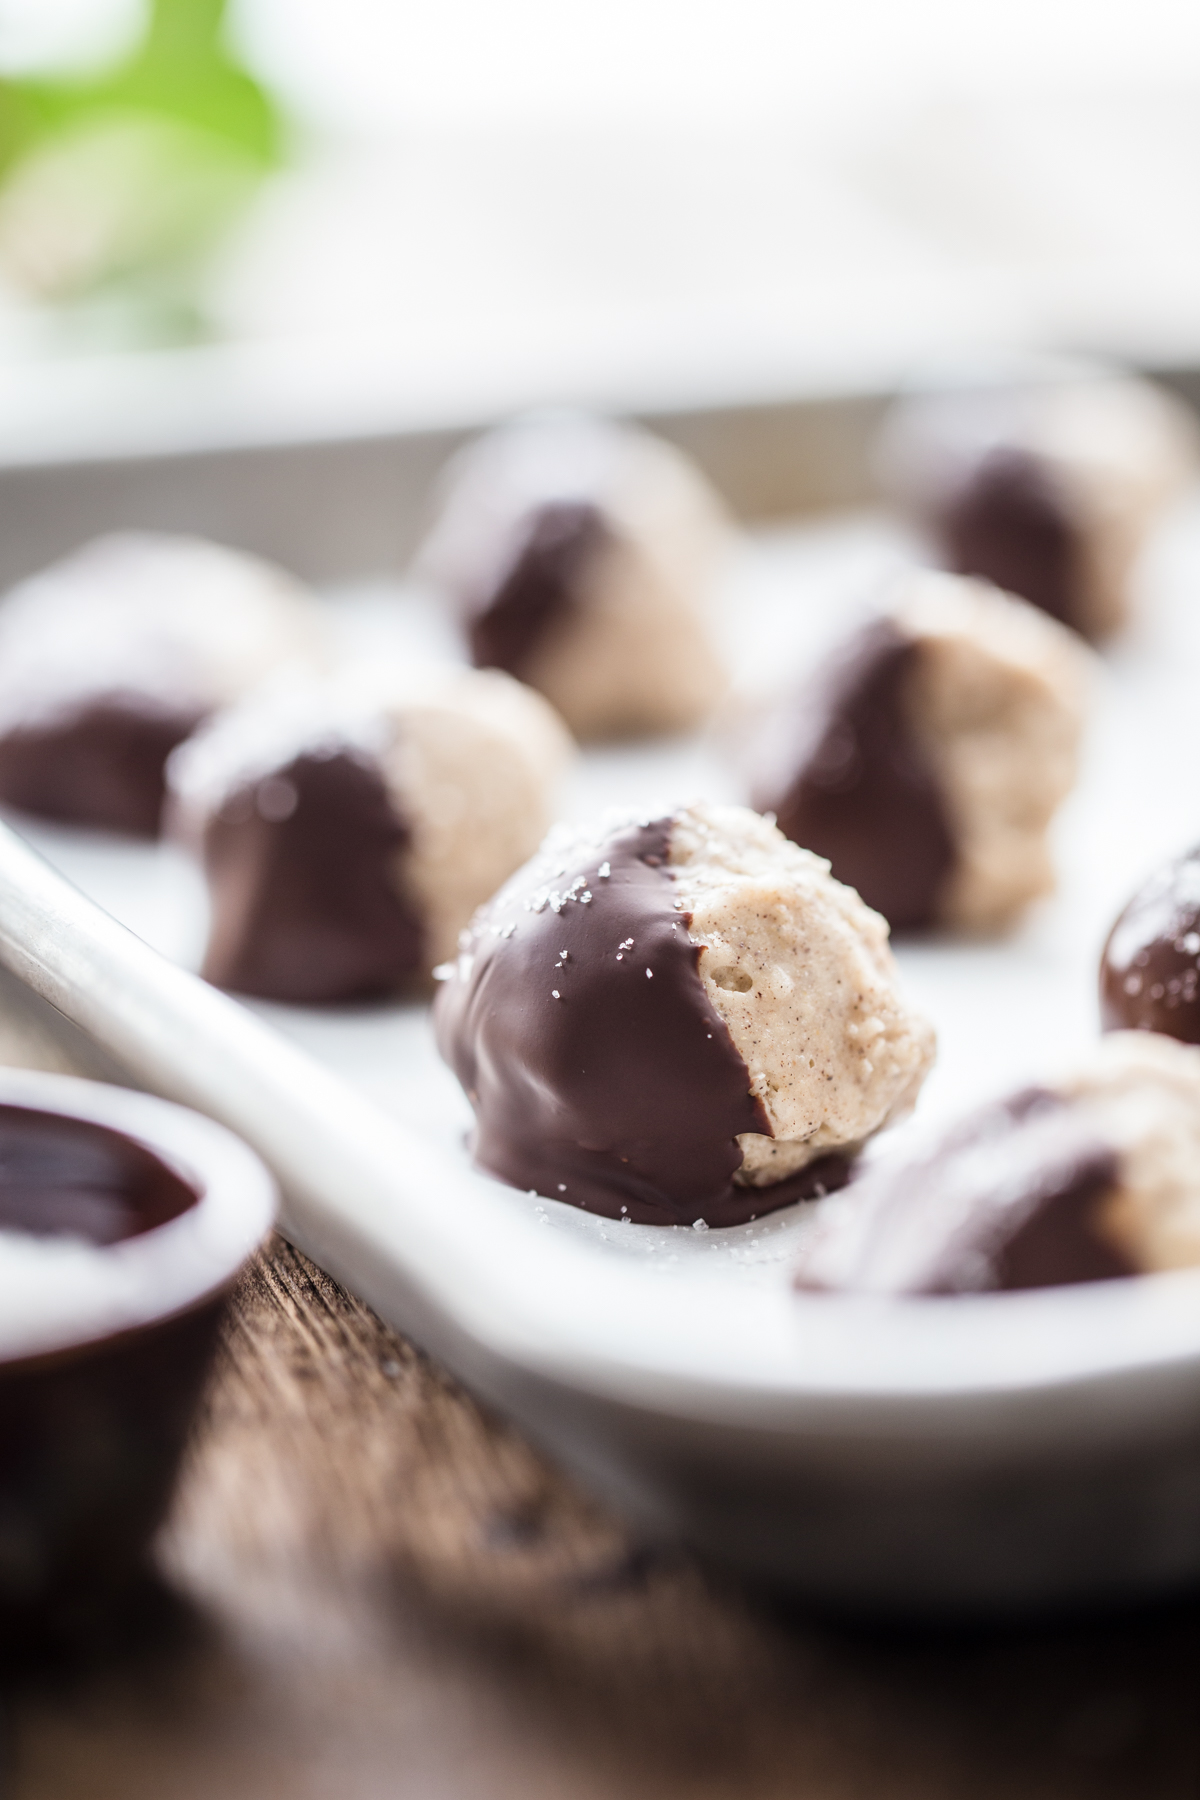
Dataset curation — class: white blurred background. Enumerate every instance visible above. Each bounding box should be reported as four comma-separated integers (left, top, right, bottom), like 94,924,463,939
4,0,1200,434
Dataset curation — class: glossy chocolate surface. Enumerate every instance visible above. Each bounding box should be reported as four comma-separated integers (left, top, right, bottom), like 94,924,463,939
1101,846,1200,1043
796,1087,1132,1295
0,699,203,837
0,1105,198,1245
435,816,849,1227
201,749,424,1004
751,617,956,932
937,447,1082,632
467,501,609,678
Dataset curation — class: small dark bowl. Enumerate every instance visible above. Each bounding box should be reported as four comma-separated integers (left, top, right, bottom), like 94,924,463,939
0,1069,275,1638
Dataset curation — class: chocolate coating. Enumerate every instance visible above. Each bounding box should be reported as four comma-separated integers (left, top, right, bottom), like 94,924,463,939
797,1087,1132,1295
937,447,1081,631
467,501,609,678
200,749,424,1004
0,699,202,838
751,618,956,932
1101,847,1200,1042
0,1105,198,1245
435,817,849,1226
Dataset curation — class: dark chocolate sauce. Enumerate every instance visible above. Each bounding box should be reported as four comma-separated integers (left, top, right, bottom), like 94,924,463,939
467,502,609,678
937,447,1082,633
751,617,956,932
1101,846,1200,1043
434,815,849,1227
0,699,203,838
796,1086,1133,1295
201,749,424,1004
0,1105,198,1246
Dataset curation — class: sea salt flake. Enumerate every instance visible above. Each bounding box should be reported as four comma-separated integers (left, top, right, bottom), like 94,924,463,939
692,1219,709,1233
432,962,456,981
598,862,611,878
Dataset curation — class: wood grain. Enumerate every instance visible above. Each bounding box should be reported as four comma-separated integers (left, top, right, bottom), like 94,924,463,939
3,1235,1200,1800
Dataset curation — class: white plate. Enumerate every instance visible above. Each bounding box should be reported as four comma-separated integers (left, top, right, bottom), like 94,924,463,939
7,506,1200,1616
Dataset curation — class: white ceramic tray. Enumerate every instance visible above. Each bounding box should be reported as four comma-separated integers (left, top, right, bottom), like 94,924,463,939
6,507,1200,1617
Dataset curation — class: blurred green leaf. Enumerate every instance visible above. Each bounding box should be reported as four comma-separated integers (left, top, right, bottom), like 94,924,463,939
0,0,286,327
0,0,283,177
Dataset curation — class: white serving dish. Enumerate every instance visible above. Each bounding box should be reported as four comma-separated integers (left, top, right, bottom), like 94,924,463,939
5,505,1200,1616
0,1065,275,1364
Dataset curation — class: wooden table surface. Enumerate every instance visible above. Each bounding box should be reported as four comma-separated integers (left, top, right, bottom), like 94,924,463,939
0,1234,1197,1800
2,991,1200,1798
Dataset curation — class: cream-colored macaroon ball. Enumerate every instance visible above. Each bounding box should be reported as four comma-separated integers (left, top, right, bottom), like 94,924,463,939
416,413,728,740
749,569,1091,936
0,531,329,836
434,797,935,1226
795,1030,1200,1294
168,664,572,1003
877,374,1198,642
0,531,328,731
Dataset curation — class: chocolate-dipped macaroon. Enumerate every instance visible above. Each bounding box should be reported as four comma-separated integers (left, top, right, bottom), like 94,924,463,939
0,533,328,837
1101,846,1200,1042
747,571,1089,934
796,1032,1200,1294
877,375,1196,641
168,667,571,1004
434,801,935,1228
416,414,727,740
